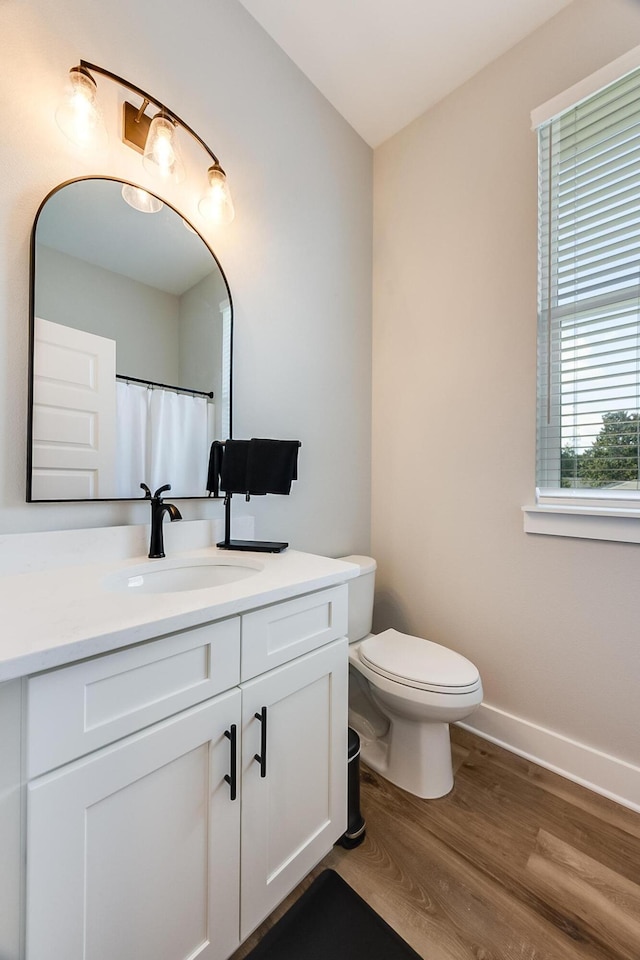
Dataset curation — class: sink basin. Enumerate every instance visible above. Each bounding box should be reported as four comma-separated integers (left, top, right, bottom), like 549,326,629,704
103,558,263,594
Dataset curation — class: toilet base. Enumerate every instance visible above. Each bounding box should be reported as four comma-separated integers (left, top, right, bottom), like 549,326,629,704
356,714,454,800
348,642,481,801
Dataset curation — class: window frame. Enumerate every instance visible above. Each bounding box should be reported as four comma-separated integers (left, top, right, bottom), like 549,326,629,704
526,44,640,543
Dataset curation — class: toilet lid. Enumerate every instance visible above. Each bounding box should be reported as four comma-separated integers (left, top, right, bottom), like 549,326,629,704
359,629,480,690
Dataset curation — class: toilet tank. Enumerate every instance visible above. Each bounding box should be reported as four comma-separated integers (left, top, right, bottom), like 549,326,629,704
339,555,377,642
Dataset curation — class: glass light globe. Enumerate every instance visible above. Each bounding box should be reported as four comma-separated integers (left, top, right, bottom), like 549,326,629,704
55,67,108,150
198,164,235,225
142,114,185,183
121,184,163,214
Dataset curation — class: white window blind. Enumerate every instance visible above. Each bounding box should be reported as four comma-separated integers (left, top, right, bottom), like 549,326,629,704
537,66,640,502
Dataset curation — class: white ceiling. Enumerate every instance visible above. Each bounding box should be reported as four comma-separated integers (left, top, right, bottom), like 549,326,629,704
236,0,573,147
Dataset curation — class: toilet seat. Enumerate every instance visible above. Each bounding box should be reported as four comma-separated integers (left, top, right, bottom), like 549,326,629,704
358,629,481,694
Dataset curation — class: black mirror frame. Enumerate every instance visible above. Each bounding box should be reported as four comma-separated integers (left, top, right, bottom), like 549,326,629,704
26,176,234,503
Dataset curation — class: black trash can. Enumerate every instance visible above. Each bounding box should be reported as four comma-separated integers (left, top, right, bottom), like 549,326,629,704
338,728,366,848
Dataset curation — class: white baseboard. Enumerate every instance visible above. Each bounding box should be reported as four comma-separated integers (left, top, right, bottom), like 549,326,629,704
457,702,640,814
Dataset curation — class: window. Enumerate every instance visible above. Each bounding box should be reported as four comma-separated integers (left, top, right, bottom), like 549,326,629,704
528,55,640,541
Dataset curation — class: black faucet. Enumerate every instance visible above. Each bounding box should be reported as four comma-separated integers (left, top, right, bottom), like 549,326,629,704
140,483,182,558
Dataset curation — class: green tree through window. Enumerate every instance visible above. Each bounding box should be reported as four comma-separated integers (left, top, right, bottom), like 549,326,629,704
561,412,640,488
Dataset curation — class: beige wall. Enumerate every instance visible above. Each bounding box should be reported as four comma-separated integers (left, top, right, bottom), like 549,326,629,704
372,0,640,786
0,0,372,557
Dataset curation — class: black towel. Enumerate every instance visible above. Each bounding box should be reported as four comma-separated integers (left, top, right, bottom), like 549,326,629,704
219,439,250,494
206,441,225,497
246,438,299,495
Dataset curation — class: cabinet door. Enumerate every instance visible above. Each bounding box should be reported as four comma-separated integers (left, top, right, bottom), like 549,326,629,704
240,639,348,939
26,690,241,960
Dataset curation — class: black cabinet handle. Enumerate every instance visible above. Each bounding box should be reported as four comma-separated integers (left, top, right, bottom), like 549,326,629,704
224,724,237,800
253,707,267,778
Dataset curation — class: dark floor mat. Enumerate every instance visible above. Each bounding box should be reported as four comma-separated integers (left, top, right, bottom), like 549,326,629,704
242,869,423,960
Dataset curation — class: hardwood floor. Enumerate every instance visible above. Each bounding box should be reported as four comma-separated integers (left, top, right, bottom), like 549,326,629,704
232,726,640,960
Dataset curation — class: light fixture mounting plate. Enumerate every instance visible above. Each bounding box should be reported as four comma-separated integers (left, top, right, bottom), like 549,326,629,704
122,101,152,154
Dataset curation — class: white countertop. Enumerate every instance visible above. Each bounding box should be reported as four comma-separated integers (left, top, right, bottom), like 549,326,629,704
0,545,358,682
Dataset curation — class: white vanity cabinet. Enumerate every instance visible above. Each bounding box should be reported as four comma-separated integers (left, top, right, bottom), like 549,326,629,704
240,640,347,939
22,583,349,960
27,690,242,960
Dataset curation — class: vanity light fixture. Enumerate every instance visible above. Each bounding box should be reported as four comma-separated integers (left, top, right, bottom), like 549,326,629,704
142,113,185,183
199,162,235,225
57,61,235,223
55,66,108,151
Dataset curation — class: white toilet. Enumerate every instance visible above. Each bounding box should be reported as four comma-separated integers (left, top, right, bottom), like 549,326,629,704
341,555,483,799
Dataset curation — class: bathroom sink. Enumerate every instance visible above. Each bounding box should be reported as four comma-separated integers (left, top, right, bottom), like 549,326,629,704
103,558,263,594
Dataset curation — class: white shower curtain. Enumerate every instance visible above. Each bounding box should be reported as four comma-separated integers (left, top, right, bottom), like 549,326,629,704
116,382,210,497
116,382,148,498
148,388,209,495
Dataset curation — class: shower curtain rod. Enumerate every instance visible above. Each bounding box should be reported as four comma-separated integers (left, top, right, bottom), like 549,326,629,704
116,373,214,399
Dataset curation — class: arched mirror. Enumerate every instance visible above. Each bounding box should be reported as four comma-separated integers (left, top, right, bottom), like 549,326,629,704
27,177,233,501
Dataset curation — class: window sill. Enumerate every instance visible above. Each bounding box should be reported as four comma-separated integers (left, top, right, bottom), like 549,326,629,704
523,504,640,544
